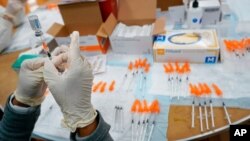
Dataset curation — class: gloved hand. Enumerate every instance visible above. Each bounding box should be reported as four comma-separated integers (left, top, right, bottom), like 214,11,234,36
51,45,69,56
51,45,69,72
14,58,47,107
0,17,13,52
4,0,27,26
44,31,97,132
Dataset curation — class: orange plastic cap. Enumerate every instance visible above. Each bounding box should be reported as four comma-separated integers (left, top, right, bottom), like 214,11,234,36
167,63,174,72
100,82,107,93
203,83,212,95
143,100,149,113
212,83,223,97
128,62,133,71
134,60,139,69
142,58,148,67
93,81,103,93
109,80,115,92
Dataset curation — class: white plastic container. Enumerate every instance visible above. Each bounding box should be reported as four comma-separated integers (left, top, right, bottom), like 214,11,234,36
187,0,203,29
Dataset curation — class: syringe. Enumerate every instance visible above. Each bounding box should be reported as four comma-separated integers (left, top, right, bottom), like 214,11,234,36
28,15,52,59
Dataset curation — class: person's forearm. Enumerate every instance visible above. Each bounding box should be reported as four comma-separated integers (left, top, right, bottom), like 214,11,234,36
71,111,113,141
12,97,30,107
0,95,40,141
76,117,98,137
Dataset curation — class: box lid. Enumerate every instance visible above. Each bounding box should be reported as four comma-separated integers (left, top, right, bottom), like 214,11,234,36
96,23,108,38
47,23,69,37
58,1,103,35
102,13,118,36
118,0,156,25
153,17,166,35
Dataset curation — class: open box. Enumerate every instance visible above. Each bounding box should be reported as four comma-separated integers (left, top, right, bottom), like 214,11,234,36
47,1,109,55
101,0,166,54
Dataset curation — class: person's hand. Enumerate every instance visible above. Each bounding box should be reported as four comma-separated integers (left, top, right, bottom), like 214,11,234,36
14,58,47,107
44,31,97,132
51,45,69,56
4,0,27,26
51,45,69,72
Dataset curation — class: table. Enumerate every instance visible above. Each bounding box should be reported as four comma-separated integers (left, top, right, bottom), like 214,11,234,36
0,49,27,105
32,51,250,141
2,1,250,140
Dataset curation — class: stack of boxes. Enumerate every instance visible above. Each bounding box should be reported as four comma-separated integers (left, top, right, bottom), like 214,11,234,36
100,0,166,54
47,0,220,63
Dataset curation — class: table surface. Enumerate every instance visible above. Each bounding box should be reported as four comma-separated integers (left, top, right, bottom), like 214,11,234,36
168,105,250,141
0,50,27,105
32,51,250,141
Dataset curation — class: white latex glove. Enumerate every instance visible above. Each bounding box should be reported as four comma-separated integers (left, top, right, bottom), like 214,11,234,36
14,58,47,107
0,17,13,52
4,0,27,26
51,45,69,72
51,45,69,56
44,31,97,132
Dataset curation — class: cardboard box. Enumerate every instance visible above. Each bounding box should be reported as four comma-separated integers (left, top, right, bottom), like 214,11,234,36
99,0,118,22
47,1,110,55
157,0,183,11
153,29,220,63
101,0,165,54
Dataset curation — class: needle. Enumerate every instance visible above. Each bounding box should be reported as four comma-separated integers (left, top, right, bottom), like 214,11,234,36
189,83,195,128
127,60,139,92
140,58,148,91
147,100,160,141
175,62,180,99
178,67,185,99
118,62,133,92
199,83,209,130
163,63,173,98
194,84,203,132
113,106,118,131
223,102,232,124
204,83,214,128
142,63,150,95
139,100,149,141
199,103,204,132
138,58,144,91
212,83,231,125
131,99,142,141
210,99,215,128
183,62,191,98
167,63,174,99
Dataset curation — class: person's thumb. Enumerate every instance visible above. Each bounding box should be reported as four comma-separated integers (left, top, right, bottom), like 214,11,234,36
68,31,81,63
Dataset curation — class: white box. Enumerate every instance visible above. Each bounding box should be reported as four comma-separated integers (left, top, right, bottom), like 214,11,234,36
169,6,185,24
153,29,220,63
189,0,221,25
110,32,153,54
102,0,165,55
